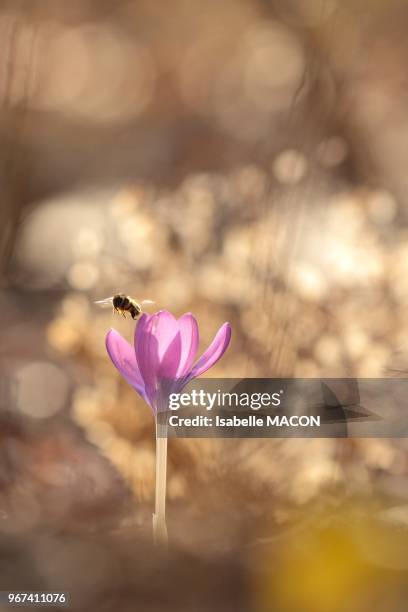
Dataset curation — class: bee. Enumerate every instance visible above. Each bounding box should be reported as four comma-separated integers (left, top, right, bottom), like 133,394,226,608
95,294,154,320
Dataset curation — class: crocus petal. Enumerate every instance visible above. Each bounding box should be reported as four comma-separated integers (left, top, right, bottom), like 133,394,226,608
133,312,151,352
106,329,147,400
138,311,181,375
135,314,160,407
152,310,181,377
135,311,183,411
177,313,199,377
133,312,151,361
186,322,231,382
159,331,182,379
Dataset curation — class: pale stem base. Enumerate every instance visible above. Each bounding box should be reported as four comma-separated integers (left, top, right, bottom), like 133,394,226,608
153,419,168,546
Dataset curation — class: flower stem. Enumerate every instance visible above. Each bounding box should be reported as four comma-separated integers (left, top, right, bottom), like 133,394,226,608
153,417,168,546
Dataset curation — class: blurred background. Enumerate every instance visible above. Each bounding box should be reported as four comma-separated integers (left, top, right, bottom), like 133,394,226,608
1,0,408,610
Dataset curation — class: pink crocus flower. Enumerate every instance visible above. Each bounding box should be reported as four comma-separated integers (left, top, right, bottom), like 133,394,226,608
105,310,232,413
105,309,231,545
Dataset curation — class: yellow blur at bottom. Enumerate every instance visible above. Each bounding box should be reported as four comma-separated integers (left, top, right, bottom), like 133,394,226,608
252,506,408,612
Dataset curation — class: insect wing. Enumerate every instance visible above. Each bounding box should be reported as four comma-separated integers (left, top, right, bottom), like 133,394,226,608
94,297,115,309
139,299,155,311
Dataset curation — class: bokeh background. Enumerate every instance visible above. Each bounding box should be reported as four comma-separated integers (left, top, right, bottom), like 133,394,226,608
1,1,408,611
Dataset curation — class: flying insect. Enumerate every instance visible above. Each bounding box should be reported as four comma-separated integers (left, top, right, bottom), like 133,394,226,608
95,294,154,319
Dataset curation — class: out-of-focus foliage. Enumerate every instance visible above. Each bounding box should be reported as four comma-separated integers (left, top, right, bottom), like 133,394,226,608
0,1,408,610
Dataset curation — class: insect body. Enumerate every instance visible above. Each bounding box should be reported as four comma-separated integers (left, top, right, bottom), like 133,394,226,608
95,294,154,319
113,294,141,319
